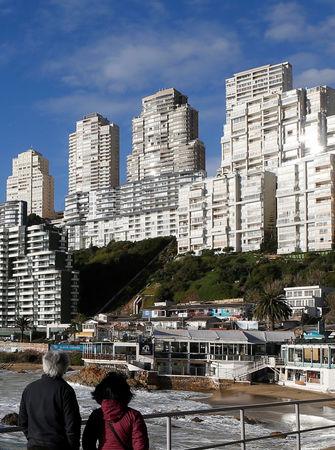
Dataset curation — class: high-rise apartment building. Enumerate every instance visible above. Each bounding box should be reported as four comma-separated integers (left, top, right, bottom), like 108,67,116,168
0,201,78,328
68,113,120,194
221,64,335,175
0,200,27,227
178,171,276,253
65,171,205,249
64,89,206,250
225,62,292,120
277,153,335,253
127,88,205,181
6,149,55,219
178,62,335,255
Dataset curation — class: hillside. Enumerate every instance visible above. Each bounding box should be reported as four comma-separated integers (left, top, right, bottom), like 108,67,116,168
73,236,175,315
150,250,335,304
74,240,335,316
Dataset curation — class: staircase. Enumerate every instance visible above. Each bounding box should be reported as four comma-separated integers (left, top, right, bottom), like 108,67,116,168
233,357,284,380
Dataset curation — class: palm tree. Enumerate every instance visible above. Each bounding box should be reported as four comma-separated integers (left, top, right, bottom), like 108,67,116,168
253,282,292,331
15,316,31,342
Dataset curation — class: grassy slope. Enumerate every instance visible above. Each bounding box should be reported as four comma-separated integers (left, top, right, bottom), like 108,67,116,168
74,240,335,314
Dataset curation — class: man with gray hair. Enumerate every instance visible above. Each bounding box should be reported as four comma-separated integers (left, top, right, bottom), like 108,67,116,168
19,350,81,449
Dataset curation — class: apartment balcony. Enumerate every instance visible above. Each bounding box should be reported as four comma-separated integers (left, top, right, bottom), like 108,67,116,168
190,229,204,238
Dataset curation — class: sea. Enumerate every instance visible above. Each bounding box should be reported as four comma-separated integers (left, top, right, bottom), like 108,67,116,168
1,370,335,449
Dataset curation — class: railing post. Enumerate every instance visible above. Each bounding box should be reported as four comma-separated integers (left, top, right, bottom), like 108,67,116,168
166,416,172,450
240,408,246,450
295,403,301,450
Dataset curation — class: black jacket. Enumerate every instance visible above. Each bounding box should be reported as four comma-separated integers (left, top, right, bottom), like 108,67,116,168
19,374,81,449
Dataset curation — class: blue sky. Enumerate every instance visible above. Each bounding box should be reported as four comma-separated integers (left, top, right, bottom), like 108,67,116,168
0,0,335,211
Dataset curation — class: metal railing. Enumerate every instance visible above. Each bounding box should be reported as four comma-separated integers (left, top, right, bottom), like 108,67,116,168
1,397,335,449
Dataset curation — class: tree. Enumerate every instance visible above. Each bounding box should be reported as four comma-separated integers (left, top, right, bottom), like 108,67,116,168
183,291,201,304
27,213,47,226
253,282,292,331
15,316,30,342
66,313,87,338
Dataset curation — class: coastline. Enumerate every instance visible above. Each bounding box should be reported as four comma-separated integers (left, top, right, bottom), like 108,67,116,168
5,363,335,407
201,382,335,407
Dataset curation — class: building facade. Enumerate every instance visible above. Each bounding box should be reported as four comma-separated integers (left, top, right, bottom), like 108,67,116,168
6,149,55,219
65,171,205,250
127,88,205,182
178,171,276,253
177,62,335,255
0,201,27,227
0,202,78,328
68,113,120,194
284,285,334,319
280,341,335,393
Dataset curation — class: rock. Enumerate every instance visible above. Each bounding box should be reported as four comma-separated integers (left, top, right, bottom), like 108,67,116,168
234,416,265,425
1,413,18,425
66,367,108,387
270,431,287,439
191,417,203,423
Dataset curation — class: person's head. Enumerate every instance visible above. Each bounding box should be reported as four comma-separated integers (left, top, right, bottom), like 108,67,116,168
92,372,133,405
42,350,70,378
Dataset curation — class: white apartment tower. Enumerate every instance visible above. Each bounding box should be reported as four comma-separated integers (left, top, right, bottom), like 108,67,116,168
225,62,292,120
178,171,276,254
127,88,205,181
68,113,120,194
6,149,55,219
178,62,335,255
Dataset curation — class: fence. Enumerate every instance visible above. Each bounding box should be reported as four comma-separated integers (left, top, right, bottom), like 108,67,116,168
1,397,335,449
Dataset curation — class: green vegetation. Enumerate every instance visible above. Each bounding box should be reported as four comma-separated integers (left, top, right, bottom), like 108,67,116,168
27,213,47,226
73,237,175,315
68,351,84,366
253,281,292,330
74,236,335,321
15,317,31,342
151,250,335,306
0,351,83,366
0,351,42,364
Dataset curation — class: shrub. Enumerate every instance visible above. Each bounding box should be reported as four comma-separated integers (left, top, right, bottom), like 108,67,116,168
68,352,84,366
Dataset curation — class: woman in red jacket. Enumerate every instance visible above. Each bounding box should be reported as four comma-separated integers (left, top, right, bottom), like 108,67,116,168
82,372,149,450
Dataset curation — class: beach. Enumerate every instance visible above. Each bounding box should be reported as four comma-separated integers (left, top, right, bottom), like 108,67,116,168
207,382,335,405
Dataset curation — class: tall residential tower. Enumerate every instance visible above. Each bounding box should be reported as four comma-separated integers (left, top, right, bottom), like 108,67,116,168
6,148,55,219
68,113,120,194
127,88,205,181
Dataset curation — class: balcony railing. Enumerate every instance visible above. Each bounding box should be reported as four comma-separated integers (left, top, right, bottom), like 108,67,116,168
1,398,335,449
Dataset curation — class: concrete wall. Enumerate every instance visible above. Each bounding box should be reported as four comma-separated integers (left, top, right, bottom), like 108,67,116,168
0,342,48,353
158,374,228,391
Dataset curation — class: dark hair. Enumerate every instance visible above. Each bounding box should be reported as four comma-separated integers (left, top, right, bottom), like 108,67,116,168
92,372,133,405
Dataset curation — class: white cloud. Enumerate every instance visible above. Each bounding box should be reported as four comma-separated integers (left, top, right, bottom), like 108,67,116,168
265,1,335,44
42,25,240,94
295,68,335,88
36,92,138,119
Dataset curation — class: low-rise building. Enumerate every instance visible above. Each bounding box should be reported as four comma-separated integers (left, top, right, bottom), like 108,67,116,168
153,328,293,377
280,338,335,392
284,285,334,319
142,299,251,321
